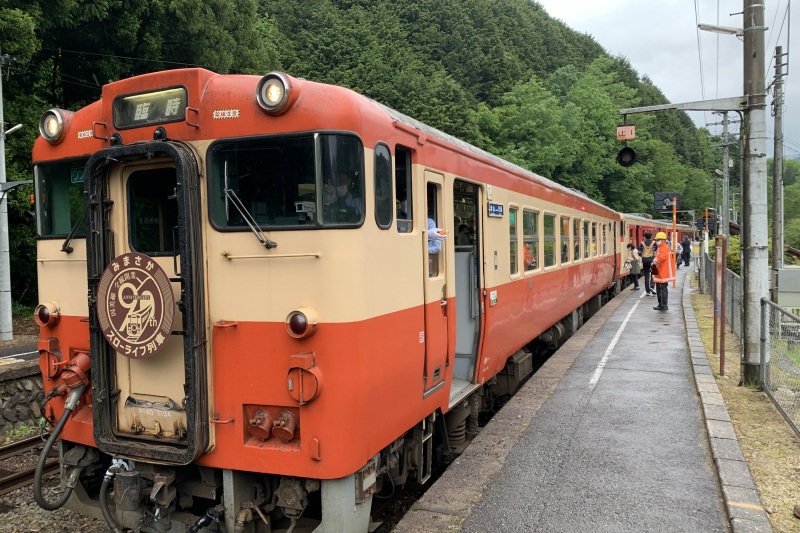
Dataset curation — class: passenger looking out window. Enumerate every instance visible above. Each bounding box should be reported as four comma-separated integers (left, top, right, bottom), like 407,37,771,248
427,183,445,276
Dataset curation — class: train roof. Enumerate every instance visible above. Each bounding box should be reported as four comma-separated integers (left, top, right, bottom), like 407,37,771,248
623,213,693,231
375,101,615,215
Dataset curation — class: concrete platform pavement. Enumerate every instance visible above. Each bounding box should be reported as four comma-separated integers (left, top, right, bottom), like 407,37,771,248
393,267,772,533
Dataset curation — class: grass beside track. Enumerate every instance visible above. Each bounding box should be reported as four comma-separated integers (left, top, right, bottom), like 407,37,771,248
691,275,800,533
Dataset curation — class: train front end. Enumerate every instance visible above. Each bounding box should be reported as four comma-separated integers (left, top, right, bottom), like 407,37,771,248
32,69,395,533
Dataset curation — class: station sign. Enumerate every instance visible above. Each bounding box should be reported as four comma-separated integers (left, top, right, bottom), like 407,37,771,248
616,125,636,140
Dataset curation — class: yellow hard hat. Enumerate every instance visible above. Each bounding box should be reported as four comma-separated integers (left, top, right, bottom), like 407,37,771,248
655,232,667,240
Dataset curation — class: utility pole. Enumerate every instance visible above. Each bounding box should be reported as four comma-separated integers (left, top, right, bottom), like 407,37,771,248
0,45,14,341
770,44,786,303
721,112,730,241
741,0,768,385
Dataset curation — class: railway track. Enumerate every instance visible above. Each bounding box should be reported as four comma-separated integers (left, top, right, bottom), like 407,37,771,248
0,433,58,497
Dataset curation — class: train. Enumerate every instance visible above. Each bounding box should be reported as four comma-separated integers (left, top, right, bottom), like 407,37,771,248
31,69,690,533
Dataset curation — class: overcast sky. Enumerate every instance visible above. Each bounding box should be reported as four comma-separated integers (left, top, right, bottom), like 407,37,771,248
536,0,798,160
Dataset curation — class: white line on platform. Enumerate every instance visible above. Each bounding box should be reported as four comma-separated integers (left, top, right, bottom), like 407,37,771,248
588,294,643,389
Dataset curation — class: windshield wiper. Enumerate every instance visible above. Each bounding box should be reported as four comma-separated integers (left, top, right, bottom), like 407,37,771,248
60,212,86,254
224,187,277,249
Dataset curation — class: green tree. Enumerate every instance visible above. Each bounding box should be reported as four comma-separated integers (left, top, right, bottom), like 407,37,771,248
476,76,575,177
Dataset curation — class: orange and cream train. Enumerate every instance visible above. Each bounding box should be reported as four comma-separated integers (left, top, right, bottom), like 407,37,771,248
32,69,683,532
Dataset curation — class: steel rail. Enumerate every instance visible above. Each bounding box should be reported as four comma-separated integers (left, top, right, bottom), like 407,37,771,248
0,433,49,462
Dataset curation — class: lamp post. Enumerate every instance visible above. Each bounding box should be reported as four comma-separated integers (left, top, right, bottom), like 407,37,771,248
0,40,22,341
0,117,23,341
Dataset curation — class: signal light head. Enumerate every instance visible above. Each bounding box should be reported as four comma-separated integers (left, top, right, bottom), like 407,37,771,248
257,72,292,115
39,109,72,144
616,146,637,167
34,302,60,327
286,307,318,339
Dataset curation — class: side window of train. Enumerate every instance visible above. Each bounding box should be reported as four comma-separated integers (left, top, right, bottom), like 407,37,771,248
574,218,581,261
509,207,518,275
602,224,607,255
395,146,412,233
591,222,597,257
522,209,538,272
374,143,392,229
561,216,570,263
583,221,590,259
543,213,556,267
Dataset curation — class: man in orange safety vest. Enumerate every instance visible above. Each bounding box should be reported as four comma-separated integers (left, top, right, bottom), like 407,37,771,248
651,231,676,311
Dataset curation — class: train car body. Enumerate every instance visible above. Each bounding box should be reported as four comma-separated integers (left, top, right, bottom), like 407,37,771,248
33,70,623,532
620,213,693,282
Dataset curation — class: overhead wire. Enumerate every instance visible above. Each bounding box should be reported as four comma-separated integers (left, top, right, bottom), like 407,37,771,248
714,0,719,98
765,2,790,77
40,47,208,69
694,0,708,126
39,46,255,75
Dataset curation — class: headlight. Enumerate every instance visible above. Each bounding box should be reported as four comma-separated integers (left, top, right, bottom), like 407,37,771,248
39,109,72,144
256,72,292,115
285,307,318,339
34,302,60,327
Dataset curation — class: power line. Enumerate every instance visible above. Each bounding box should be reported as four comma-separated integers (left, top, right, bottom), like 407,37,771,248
714,0,719,98
766,0,784,55
765,2,790,78
694,0,708,125
41,47,208,69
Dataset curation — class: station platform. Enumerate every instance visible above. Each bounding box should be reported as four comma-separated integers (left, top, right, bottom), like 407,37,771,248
393,267,773,533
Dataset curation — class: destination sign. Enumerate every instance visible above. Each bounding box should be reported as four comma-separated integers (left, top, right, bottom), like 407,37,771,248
488,203,504,217
113,87,187,129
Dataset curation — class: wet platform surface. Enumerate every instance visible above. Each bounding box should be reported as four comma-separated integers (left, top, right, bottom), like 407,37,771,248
393,267,772,533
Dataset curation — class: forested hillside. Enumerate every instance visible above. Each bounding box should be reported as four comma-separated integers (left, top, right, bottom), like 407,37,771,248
0,0,743,303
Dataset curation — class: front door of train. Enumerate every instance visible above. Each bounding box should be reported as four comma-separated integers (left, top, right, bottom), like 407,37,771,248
85,142,209,464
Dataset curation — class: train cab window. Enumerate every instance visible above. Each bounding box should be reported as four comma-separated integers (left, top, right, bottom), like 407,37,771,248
522,209,538,272
574,219,581,261
583,221,590,259
543,214,556,267
374,143,392,228
34,158,89,237
396,146,413,233
207,133,364,229
127,168,178,255
561,216,570,263
509,207,518,275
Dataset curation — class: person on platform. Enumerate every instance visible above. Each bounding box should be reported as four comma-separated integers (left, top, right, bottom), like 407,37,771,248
638,231,656,296
651,231,676,311
626,243,642,290
681,236,692,267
